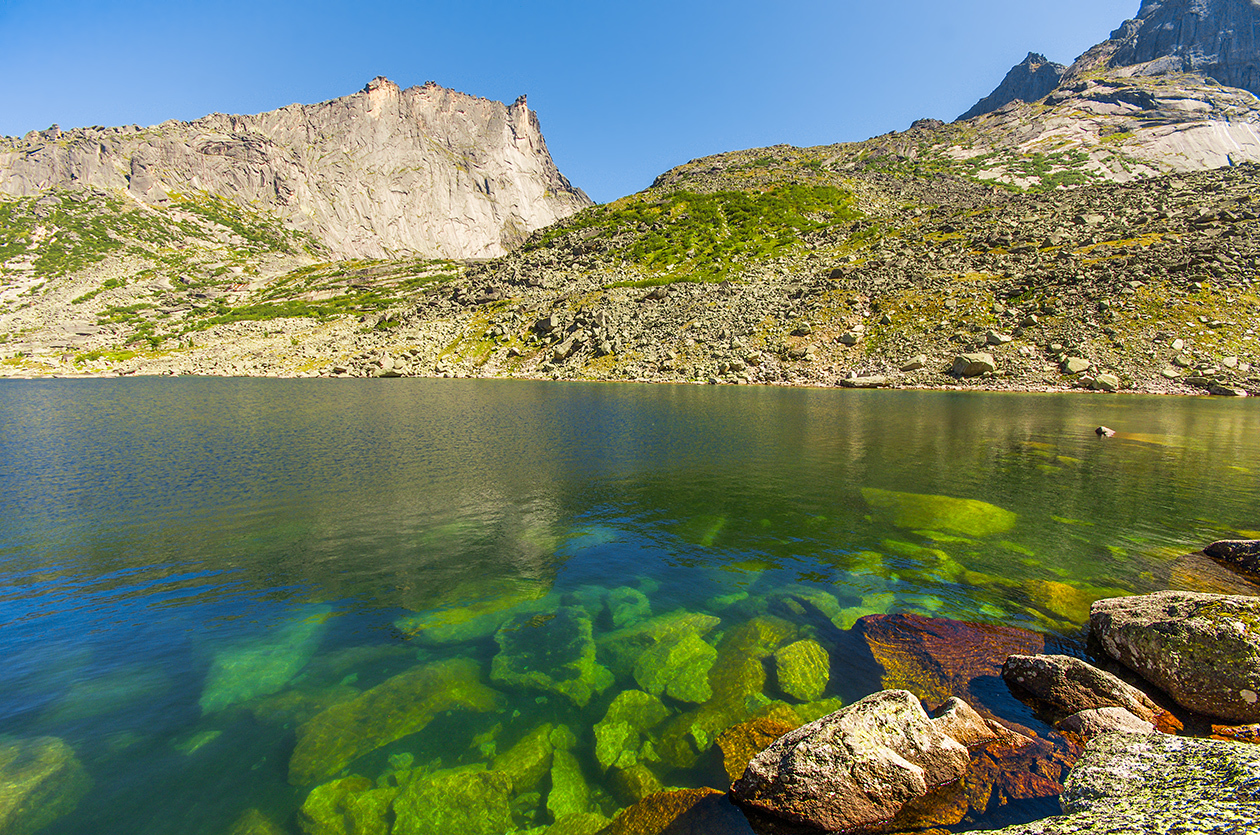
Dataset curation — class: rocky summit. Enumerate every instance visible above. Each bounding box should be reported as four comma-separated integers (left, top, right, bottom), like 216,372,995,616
2,3,1260,390
0,77,591,260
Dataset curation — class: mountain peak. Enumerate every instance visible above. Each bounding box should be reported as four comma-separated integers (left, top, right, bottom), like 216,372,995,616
958,52,1067,121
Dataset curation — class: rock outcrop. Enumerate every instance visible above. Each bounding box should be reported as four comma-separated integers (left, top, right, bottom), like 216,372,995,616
0,78,591,259
959,53,1068,120
985,732,1260,834
1001,653,1180,732
1107,0,1260,97
1090,591,1260,723
730,689,971,832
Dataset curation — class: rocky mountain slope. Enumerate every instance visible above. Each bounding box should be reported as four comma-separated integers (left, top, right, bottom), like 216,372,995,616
0,77,590,260
1,2,1258,396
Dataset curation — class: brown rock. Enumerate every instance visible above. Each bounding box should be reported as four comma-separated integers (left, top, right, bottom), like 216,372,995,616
715,715,800,783
932,697,1000,748
1204,539,1260,579
599,788,748,835
1170,551,1260,596
730,690,970,832
1001,654,1181,733
1210,722,1260,744
860,613,1044,709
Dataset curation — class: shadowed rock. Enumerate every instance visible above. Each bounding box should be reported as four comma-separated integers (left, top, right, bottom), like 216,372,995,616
1002,653,1181,732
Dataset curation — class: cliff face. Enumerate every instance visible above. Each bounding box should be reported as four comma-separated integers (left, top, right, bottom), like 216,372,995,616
958,53,1068,120
1107,0,1260,95
0,78,592,260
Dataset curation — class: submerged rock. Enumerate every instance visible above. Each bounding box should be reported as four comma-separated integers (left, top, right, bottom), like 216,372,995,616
597,610,721,679
860,487,1017,537
200,606,331,714
607,586,652,628
0,737,91,835
492,606,613,707
715,710,801,783
772,639,830,702
860,612,1044,709
594,690,671,771
289,657,501,784
392,765,513,835
600,788,750,835
1002,654,1180,732
1091,591,1260,723
546,748,591,820
632,632,716,704
298,775,396,835
394,578,553,645
987,733,1260,834
226,808,288,835
490,723,554,793
730,690,970,832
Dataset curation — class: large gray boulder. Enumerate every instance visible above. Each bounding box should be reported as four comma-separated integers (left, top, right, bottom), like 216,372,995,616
982,732,1260,834
729,689,970,832
1091,591,1260,723
1001,654,1178,731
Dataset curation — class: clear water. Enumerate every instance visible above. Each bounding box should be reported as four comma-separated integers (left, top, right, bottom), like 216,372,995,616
1,378,1257,835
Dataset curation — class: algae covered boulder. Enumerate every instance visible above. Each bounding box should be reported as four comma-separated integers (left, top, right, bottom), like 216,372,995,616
394,578,552,644
545,748,591,820
1091,591,1260,723
730,690,970,832
298,776,397,835
861,487,1017,537
0,736,91,835
632,632,717,704
289,657,501,784
227,808,288,835
200,605,331,714
491,606,613,707
600,788,750,835
392,765,513,835
597,610,721,679
594,690,671,771
773,639,830,702
490,723,554,793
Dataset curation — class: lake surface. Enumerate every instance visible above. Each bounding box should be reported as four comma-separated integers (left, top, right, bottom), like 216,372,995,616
1,378,1257,835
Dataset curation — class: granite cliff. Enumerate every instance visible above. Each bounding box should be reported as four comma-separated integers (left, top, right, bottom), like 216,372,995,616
0,77,590,260
959,53,1068,121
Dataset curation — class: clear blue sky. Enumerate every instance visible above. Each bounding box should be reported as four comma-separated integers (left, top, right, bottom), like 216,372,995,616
1,0,1138,203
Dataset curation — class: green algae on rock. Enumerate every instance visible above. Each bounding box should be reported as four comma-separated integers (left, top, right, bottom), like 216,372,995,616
861,488,1017,538
298,775,397,835
491,606,613,707
490,723,554,793
226,808,288,835
0,736,92,835
632,632,717,704
288,657,501,785
200,606,331,714
597,610,721,679
394,578,553,645
546,748,592,821
773,639,830,702
392,765,513,835
606,587,652,629
594,690,672,771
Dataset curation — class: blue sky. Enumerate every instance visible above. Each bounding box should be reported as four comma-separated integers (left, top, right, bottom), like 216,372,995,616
1,0,1138,202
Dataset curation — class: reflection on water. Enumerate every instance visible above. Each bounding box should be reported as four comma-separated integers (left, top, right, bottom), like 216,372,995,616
0,379,1257,835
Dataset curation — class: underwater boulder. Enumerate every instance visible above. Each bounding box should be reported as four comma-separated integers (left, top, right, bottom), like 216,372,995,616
606,586,651,629
491,606,613,707
860,487,1017,537
715,710,802,782
597,610,721,680
600,788,750,835
632,632,717,704
773,640,830,702
200,606,331,714
0,736,91,835
394,578,553,645
594,690,671,771
298,776,396,835
544,812,610,835
226,808,288,835
859,612,1044,711
391,765,513,835
546,749,592,821
608,762,665,804
288,657,501,784
490,723,554,793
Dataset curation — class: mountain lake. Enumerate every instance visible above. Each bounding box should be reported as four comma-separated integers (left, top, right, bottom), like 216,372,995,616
1,377,1257,835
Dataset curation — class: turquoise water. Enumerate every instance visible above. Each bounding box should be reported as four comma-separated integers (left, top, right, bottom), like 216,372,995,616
1,379,1257,835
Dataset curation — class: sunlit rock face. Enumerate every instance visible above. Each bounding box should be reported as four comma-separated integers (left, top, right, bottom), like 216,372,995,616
0,78,592,259
1108,0,1260,97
